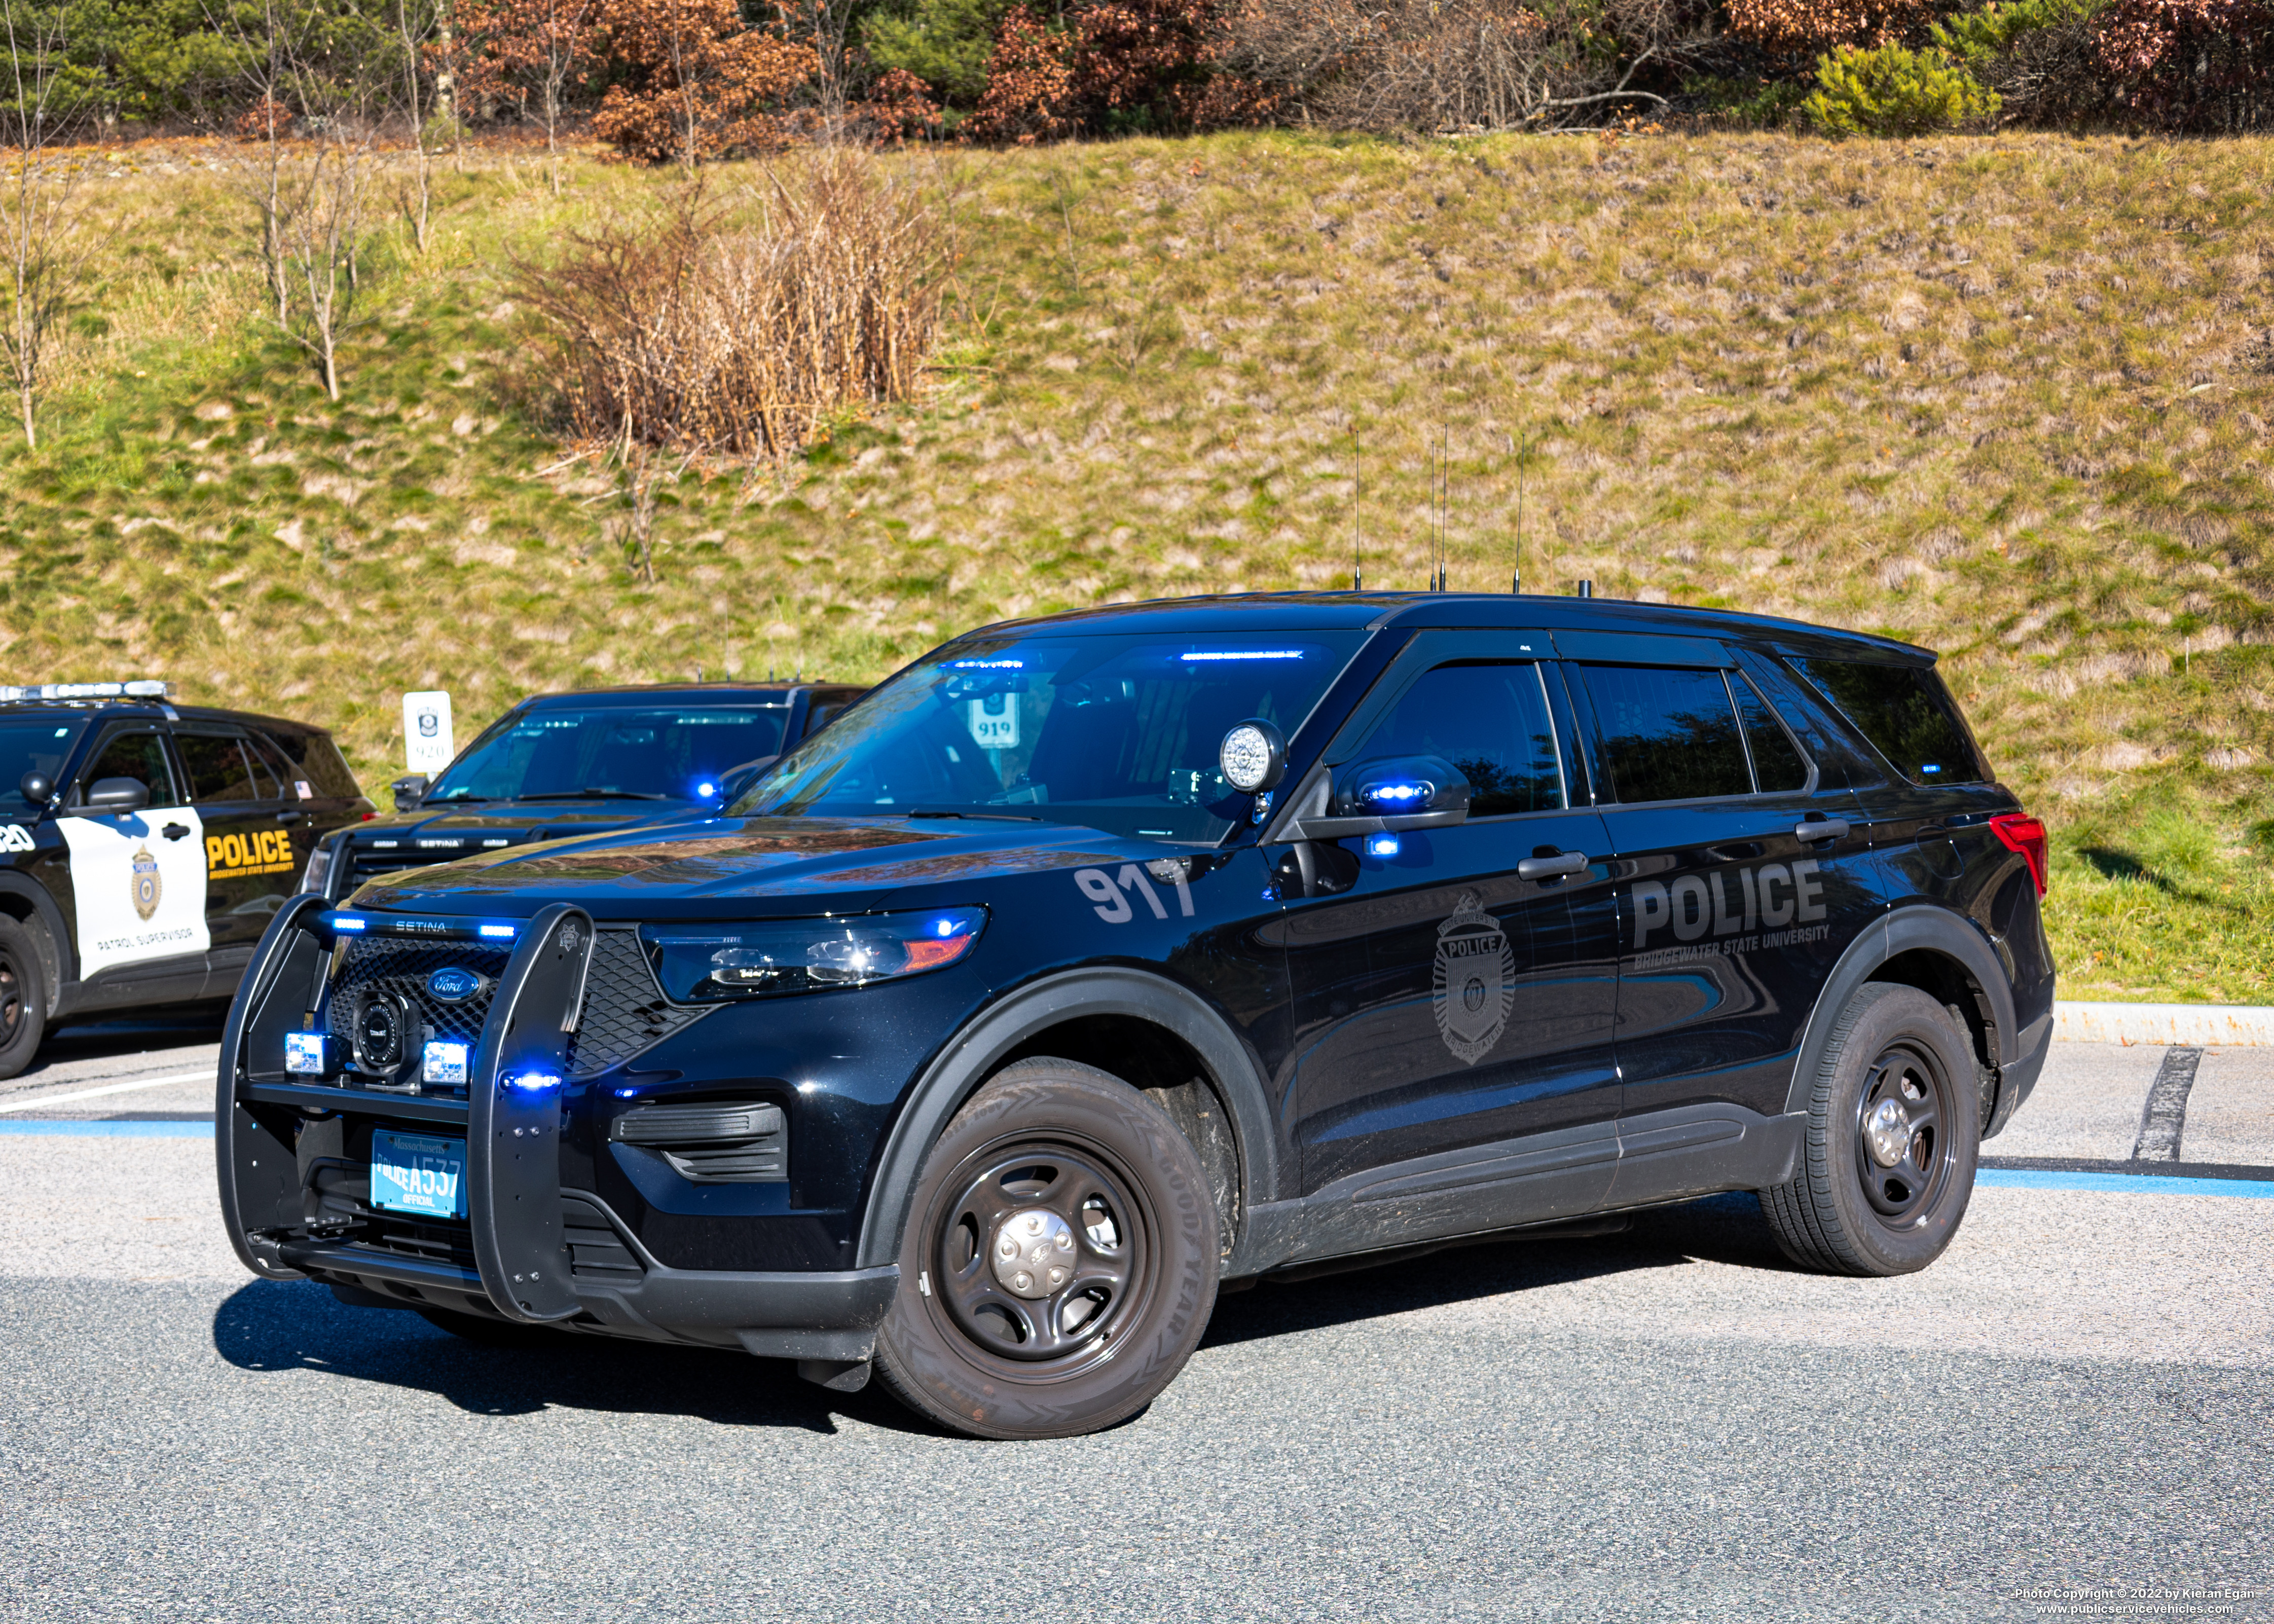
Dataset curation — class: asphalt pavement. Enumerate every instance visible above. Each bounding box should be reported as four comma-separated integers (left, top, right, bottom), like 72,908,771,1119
2,1030,2269,1623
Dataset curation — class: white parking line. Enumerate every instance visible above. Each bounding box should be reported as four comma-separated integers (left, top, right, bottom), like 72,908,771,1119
0,1072,212,1114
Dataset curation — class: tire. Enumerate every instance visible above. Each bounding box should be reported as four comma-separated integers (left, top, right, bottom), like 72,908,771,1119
871,1058,1220,1440
0,914,50,1082
1761,982,1980,1277
413,1307,563,1348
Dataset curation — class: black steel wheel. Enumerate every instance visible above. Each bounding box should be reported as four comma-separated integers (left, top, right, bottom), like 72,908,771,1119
872,1058,1219,1440
1761,982,1980,1276
0,915,49,1082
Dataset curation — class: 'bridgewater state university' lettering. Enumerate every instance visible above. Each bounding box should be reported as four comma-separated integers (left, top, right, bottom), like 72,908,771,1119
1631,860,1827,950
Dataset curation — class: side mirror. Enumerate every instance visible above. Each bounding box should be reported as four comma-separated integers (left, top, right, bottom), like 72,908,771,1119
1218,718,1288,796
1285,755,1471,841
390,774,428,812
18,771,52,806
85,777,151,815
717,756,779,803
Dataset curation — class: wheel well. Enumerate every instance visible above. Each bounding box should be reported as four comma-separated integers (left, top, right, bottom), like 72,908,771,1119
999,1015,1243,1260
1869,949,1999,1125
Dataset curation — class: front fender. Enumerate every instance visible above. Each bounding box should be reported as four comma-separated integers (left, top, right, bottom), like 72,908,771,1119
854,967,1284,1275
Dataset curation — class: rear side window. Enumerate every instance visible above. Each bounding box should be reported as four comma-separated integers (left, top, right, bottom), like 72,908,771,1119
1795,658,1990,786
268,728,362,800
1579,666,1751,803
177,732,263,803
1732,676,1810,793
1352,662,1564,816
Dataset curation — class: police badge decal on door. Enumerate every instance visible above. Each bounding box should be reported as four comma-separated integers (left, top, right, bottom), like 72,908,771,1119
1434,893,1514,1067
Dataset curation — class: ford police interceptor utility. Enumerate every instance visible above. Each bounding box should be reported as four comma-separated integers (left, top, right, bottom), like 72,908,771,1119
215,594,2055,1439
303,683,864,902
0,682,370,1078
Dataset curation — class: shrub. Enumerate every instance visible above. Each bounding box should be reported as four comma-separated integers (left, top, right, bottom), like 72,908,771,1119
961,6,1082,141
1800,40,2000,132
2094,0,2273,130
512,149,953,458
961,0,1266,142
1929,0,2114,123
589,0,818,164
1724,0,1934,54
1220,0,1699,133
862,0,1015,105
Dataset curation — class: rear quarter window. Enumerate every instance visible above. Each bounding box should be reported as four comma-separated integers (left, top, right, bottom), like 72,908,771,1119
1792,658,1991,786
266,728,364,800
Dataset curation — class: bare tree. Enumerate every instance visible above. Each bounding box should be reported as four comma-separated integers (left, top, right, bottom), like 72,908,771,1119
278,129,382,399
394,0,439,250
207,0,313,327
461,0,598,196
0,0,87,449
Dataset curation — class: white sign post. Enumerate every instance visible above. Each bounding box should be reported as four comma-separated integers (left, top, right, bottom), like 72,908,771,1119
402,690,455,776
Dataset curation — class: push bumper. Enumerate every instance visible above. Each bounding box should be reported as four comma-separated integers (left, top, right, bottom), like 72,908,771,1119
215,897,896,1361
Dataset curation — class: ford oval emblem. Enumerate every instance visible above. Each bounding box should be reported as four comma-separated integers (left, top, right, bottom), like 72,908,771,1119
427,967,486,1004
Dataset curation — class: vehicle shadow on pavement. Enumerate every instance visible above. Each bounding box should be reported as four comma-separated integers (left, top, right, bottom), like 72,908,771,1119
20,1006,230,1079
210,1280,891,1433
1202,1192,1798,1349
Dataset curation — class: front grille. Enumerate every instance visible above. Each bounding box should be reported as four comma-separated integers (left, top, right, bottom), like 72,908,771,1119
562,929,712,1078
326,938,508,1059
324,927,712,1081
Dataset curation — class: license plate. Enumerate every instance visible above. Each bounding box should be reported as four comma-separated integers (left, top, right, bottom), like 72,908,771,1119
371,1131,467,1220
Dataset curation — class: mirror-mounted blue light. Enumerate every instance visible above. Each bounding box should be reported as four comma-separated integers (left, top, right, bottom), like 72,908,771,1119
504,1071,561,1093
696,781,718,798
1361,781,1432,806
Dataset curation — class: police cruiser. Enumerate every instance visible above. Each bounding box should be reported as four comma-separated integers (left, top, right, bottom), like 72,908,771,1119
216,596,2055,1438
0,681,370,1078
303,683,865,902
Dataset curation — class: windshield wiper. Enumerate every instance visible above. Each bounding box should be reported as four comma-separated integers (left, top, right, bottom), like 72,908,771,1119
906,807,1046,822
517,789,673,802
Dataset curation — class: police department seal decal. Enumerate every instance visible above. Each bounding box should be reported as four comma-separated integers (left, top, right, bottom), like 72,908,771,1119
130,844,162,922
1433,891,1512,1066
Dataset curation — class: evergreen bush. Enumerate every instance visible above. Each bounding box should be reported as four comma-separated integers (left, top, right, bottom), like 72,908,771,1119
1800,40,2000,133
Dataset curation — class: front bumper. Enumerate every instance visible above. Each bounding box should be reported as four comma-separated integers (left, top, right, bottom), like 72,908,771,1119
215,897,897,1360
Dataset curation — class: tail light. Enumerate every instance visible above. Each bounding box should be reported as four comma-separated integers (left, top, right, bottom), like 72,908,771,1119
1989,812,2047,896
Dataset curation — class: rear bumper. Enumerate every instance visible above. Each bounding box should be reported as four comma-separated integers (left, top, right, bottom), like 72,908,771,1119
217,897,896,1361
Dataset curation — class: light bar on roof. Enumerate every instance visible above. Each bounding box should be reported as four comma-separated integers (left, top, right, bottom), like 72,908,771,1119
1178,650,1304,662
0,680,171,701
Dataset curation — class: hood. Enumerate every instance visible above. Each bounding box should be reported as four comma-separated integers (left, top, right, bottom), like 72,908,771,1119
352,815,1144,919
344,799,699,851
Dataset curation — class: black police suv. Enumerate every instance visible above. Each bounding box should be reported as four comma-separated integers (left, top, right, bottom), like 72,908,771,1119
304,683,864,902
216,595,2055,1438
0,682,371,1078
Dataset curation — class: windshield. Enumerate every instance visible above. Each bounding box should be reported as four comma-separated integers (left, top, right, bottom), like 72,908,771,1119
427,707,790,803
733,630,1368,841
2,718,85,817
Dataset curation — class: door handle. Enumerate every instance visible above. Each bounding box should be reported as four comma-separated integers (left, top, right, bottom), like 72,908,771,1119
1517,850,1590,881
1794,818,1850,843
161,822,191,841
276,810,306,824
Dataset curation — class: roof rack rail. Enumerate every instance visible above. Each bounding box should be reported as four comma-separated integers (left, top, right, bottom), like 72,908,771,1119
0,680,172,702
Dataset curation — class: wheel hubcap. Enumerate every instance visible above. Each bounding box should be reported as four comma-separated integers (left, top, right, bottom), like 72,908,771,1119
1862,1098,1912,1168
992,1208,1077,1298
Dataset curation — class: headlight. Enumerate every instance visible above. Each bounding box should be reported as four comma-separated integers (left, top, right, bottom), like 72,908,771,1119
301,842,336,898
642,908,986,1003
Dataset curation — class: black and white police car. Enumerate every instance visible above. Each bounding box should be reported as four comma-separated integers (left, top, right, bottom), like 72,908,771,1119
303,683,865,902
217,595,2055,1438
0,681,371,1078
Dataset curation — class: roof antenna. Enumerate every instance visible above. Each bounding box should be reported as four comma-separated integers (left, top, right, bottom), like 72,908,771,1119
1511,429,1527,595
1351,423,1363,592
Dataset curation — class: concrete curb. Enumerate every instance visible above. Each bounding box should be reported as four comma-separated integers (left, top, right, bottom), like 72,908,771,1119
2053,1000,2274,1047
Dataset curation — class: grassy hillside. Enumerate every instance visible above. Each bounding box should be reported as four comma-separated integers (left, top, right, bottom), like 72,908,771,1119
3,130,2270,1000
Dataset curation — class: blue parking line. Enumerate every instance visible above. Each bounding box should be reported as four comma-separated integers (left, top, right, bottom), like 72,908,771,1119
1978,1168,2274,1199
0,1119,215,1137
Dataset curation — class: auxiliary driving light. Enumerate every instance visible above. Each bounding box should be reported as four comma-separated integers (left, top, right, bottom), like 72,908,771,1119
422,1041,470,1086
284,1032,328,1076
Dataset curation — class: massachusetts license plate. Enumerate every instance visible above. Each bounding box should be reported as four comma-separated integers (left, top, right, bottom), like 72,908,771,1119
370,1131,468,1220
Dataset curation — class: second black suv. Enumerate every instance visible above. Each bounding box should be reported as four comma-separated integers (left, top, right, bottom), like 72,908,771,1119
306,683,863,901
